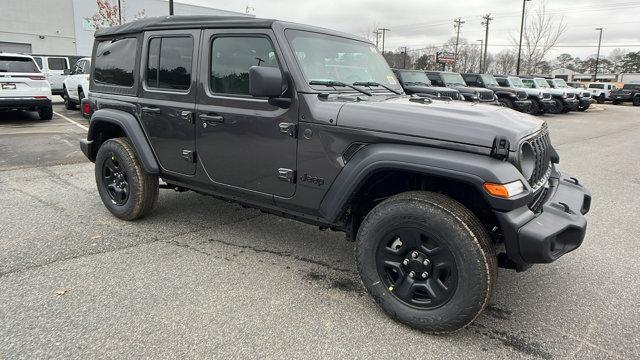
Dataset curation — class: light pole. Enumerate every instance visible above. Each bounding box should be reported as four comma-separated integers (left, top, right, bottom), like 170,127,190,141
169,0,174,15
477,40,483,72
117,0,122,25
516,0,532,75
594,28,604,82
481,14,493,73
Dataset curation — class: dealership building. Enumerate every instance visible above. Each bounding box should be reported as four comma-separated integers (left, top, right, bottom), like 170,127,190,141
0,0,251,56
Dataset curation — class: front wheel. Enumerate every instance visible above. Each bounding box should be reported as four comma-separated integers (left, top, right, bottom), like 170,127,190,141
578,103,590,112
548,98,565,114
497,98,513,109
63,87,76,110
528,99,541,115
633,97,640,106
95,137,159,220
596,94,605,104
356,191,496,333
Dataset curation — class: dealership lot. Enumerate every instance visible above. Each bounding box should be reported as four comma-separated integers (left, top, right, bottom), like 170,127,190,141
0,103,639,359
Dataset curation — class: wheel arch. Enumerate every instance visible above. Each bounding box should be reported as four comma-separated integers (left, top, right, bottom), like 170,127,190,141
87,109,160,174
319,144,530,227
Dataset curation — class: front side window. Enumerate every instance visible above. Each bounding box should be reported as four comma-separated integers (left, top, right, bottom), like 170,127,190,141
48,57,67,70
72,60,83,75
0,56,40,73
146,36,193,91
210,36,278,95
286,29,400,90
441,73,467,86
94,38,137,87
623,84,640,90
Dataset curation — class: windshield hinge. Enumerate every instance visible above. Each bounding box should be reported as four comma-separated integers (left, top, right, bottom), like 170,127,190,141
491,136,510,161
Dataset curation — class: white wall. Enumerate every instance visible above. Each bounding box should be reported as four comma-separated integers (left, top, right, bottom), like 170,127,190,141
0,0,77,55
73,0,253,56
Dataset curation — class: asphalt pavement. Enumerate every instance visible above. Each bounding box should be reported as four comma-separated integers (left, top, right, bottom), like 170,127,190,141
0,102,638,359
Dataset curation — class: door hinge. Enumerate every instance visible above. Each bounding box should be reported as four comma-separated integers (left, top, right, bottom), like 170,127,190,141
277,168,296,183
278,122,297,138
182,150,196,163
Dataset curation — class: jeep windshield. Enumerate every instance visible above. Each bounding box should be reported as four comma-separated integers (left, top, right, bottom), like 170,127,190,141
508,76,525,88
552,79,571,88
534,78,551,88
398,71,431,87
441,73,467,86
286,29,401,93
480,74,499,87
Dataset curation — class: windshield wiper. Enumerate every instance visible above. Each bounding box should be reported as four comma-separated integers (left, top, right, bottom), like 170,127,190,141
352,81,402,95
309,80,372,96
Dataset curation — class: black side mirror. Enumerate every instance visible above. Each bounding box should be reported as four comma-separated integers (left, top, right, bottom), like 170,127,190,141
63,69,71,75
249,66,291,108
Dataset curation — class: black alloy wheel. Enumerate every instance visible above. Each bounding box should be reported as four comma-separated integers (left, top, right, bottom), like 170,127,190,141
102,153,130,206
376,227,458,309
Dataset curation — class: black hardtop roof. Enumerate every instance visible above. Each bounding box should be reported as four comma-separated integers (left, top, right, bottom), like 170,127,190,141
95,15,277,37
392,68,425,72
94,15,367,42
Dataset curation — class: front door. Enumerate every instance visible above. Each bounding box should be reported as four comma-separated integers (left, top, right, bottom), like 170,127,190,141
196,29,298,198
139,30,200,175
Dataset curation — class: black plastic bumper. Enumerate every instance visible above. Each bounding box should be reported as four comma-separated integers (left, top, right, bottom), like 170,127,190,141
563,98,580,111
0,97,51,110
513,99,532,112
540,99,555,111
495,171,591,271
579,98,594,107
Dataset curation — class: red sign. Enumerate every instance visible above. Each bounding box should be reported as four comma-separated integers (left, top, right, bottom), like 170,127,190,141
436,52,456,65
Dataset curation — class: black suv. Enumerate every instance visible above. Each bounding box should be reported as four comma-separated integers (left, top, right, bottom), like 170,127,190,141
80,16,591,333
425,71,496,103
610,83,640,106
462,73,531,113
392,69,462,100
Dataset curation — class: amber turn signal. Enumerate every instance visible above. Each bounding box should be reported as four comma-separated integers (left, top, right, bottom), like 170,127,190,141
482,181,525,198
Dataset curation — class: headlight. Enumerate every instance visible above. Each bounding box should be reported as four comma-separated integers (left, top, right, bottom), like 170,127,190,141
459,94,465,101
562,92,567,98
519,141,536,180
509,93,517,98
538,92,543,99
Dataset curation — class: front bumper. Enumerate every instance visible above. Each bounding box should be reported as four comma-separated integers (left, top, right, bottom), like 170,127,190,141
611,94,632,102
540,98,555,111
495,171,591,271
563,98,580,110
513,99,532,112
578,97,594,107
80,139,95,162
0,97,52,110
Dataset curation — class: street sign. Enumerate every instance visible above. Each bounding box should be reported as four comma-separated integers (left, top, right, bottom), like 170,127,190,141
436,51,456,65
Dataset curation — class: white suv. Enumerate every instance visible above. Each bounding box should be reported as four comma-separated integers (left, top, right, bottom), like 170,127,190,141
0,53,53,120
588,82,617,103
31,55,70,97
63,57,91,110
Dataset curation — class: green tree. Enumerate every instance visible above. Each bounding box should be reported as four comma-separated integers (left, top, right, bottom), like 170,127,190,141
621,51,640,73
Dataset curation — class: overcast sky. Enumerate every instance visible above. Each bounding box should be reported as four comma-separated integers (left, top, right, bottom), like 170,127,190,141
176,0,640,60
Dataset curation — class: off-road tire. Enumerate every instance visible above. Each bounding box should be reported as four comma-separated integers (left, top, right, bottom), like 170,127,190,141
548,98,564,114
578,103,590,112
78,88,85,102
612,100,621,105
355,191,497,333
633,96,640,106
596,94,605,104
498,98,513,109
95,137,158,220
38,106,53,120
63,87,76,110
529,99,541,115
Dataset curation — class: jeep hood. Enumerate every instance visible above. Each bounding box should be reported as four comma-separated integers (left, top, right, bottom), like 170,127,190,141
336,96,542,151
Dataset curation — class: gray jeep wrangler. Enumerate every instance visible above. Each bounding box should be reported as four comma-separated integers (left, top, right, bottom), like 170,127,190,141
79,15,591,333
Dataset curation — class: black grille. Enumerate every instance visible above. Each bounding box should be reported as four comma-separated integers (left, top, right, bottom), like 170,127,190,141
542,93,552,100
435,91,459,100
529,186,549,213
566,93,576,99
479,91,494,101
526,129,552,189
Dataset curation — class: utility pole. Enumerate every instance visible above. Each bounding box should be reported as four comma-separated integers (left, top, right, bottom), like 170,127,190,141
373,29,380,49
481,14,493,73
477,39,483,72
117,0,122,25
594,28,604,82
402,47,408,69
378,28,390,54
453,18,465,71
516,0,532,75
169,0,174,15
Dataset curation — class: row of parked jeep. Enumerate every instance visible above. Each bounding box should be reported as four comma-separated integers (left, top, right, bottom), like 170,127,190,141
392,69,596,116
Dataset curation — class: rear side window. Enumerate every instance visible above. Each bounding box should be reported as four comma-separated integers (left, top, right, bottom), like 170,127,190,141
0,56,40,73
47,57,68,70
589,83,604,89
146,36,193,91
94,38,137,87
210,36,279,95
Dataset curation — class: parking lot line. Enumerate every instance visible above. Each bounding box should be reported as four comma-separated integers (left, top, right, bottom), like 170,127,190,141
53,111,88,131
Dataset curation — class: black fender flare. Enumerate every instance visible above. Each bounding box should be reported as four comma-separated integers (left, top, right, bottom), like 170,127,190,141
319,143,531,222
87,108,160,174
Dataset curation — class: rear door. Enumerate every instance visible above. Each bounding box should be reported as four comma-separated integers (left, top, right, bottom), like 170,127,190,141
45,56,69,91
138,30,199,176
195,29,298,198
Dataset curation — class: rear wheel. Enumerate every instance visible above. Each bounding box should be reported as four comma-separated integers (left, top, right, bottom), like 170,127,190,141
95,137,159,220
38,106,53,120
78,88,85,102
596,94,605,104
356,191,496,333
63,87,76,110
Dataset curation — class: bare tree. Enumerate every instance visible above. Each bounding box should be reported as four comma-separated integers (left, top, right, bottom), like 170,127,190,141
513,0,567,74
491,49,518,74
85,0,146,30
